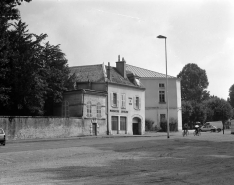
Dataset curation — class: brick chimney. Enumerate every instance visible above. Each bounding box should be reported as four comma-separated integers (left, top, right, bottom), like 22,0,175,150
116,55,126,78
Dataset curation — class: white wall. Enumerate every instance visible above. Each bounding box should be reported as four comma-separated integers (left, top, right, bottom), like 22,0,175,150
108,84,145,135
141,78,182,130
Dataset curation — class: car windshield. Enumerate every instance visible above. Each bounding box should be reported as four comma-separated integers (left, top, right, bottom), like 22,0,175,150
0,129,3,134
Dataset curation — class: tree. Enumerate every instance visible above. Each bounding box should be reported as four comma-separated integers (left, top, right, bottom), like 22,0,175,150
181,101,193,125
228,84,234,108
40,42,71,115
0,0,73,116
190,101,207,124
204,97,233,122
0,0,31,110
1,21,48,115
177,63,209,102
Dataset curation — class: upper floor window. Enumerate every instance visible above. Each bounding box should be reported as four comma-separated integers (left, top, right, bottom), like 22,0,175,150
87,101,92,117
121,93,126,109
159,91,165,103
134,96,141,110
97,102,101,118
159,83,165,88
111,92,119,107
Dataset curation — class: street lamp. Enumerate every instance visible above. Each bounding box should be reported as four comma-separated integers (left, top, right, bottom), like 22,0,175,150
157,35,170,139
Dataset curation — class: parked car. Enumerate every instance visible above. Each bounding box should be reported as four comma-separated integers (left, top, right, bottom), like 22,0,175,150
0,128,6,146
200,124,221,132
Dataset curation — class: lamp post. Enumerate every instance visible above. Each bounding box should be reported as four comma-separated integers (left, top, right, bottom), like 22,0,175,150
157,35,170,138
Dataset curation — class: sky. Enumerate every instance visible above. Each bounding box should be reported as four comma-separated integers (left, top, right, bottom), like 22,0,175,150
18,0,234,100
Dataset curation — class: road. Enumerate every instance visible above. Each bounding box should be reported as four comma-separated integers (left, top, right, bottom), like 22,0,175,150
0,131,234,185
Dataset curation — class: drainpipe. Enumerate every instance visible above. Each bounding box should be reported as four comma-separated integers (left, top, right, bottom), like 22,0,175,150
106,82,109,135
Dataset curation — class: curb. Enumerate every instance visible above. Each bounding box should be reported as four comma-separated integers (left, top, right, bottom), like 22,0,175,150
6,133,174,144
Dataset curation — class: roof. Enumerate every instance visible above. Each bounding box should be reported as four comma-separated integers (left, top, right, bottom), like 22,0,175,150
69,65,105,82
126,64,176,78
105,66,138,87
69,64,142,88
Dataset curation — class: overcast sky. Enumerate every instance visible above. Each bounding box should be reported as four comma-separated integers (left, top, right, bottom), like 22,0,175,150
18,0,234,100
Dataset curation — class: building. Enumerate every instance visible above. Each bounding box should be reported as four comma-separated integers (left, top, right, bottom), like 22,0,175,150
126,64,182,131
54,89,107,135
59,56,145,135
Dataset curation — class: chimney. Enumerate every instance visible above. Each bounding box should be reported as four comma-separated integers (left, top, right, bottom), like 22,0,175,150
107,62,111,79
116,55,126,78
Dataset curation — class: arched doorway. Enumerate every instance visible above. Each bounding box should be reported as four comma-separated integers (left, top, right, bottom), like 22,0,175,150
132,117,141,135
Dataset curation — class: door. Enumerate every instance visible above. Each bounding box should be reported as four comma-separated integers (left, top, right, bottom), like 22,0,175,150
92,123,97,136
132,117,141,135
133,123,139,135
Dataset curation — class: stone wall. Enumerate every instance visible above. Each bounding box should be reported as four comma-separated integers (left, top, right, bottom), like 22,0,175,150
0,116,107,140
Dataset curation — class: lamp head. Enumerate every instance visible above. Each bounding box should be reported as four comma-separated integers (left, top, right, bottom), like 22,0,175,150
157,35,167,39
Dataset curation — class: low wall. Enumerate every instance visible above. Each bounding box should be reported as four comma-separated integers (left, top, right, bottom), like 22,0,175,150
0,116,107,140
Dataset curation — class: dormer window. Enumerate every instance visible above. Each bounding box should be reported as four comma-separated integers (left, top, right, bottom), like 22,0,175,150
135,78,140,86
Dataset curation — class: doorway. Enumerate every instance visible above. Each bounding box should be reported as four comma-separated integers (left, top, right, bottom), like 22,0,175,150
92,123,97,136
132,117,141,135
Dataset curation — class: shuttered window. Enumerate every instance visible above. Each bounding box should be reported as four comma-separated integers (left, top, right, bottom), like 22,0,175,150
111,92,119,107
121,93,126,108
134,96,141,110
87,101,92,117
111,116,118,131
120,117,126,130
97,102,101,118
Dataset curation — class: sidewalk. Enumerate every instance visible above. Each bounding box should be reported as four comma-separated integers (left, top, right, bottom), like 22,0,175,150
6,131,180,144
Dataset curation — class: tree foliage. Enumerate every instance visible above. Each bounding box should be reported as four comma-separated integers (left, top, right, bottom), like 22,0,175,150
0,1,72,116
204,97,233,123
177,63,209,102
228,84,234,108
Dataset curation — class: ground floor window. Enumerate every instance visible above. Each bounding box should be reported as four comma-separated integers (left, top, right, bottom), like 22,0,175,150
160,114,166,122
120,117,127,131
111,116,118,131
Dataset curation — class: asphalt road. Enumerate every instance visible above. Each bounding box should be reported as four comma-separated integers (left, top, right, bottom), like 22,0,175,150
0,130,234,185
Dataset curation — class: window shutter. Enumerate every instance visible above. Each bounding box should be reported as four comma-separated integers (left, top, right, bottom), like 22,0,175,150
123,94,126,108
133,96,136,109
139,97,141,110
110,92,113,107
117,93,119,108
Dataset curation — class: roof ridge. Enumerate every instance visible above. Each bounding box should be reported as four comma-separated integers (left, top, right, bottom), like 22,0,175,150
70,64,102,68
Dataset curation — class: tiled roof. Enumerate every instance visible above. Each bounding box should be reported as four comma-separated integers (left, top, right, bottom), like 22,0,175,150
105,66,137,87
126,64,176,78
69,65,105,82
69,64,140,87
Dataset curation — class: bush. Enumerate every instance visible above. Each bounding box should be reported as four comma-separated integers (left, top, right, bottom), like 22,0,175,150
160,118,178,132
145,119,155,131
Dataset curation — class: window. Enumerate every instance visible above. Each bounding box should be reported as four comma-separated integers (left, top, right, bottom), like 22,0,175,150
111,116,118,131
160,114,166,123
97,103,101,118
111,92,118,107
62,101,69,117
87,101,92,117
121,93,126,108
159,91,165,103
120,117,127,130
159,83,165,88
134,96,141,110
